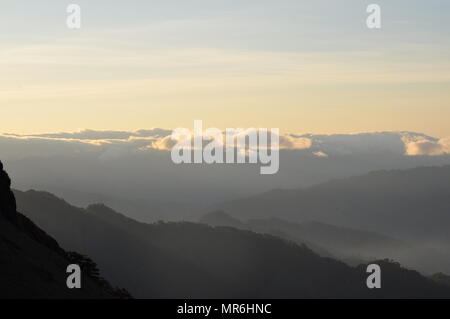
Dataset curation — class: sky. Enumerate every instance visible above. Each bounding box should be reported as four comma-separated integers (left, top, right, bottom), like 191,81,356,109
1,0,449,137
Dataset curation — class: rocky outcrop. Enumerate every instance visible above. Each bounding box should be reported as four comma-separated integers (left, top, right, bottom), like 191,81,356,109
0,161,63,253
0,161,17,221
0,160,129,298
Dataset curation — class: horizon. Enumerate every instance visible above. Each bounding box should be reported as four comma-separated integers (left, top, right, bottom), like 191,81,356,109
0,127,446,139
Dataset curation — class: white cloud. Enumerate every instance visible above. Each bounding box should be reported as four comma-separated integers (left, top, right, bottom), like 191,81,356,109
404,137,450,156
149,129,312,152
5,128,172,140
313,151,328,158
279,134,312,150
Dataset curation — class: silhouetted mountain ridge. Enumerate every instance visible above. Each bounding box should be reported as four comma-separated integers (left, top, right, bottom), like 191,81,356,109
13,187,450,298
200,211,409,264
0,161,128,299
218,165,450,240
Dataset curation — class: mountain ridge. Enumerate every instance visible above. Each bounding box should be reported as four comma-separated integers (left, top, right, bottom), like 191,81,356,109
217,165,450,236
13,185,450,298
0,161,128,299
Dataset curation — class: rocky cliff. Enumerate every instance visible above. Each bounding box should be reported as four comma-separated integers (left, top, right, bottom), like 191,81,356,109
0,160,128,299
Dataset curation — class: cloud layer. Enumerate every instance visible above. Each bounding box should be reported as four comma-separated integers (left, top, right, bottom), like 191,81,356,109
403,136,450,156
1,129,449,160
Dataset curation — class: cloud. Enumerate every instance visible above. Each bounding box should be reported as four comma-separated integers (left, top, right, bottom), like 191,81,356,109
2,130,449,161
5,129,172,140
294,132,413,156
313,151,328,158
2,129,313,157
149,129,312,152
149,135,178,151
404,137,450,156
279,134,312,150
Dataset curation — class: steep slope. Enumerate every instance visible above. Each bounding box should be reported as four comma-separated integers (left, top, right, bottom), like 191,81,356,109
0,161,124,299
14,189,450,298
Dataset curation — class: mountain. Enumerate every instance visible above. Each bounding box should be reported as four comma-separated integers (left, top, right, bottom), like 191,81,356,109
217,165,450,239
37,186,202,224
200,211,335,259
200,212,404,264
215,166,450,273
249,219,403,255
200,210,248,229
200,212,450,274
13,187,450,298
0,161,127,299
